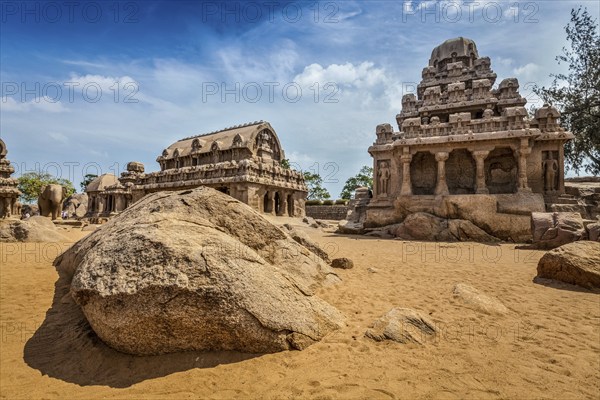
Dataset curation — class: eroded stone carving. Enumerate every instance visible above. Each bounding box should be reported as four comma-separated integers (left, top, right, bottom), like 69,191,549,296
86,121,307,223
366,37,574,240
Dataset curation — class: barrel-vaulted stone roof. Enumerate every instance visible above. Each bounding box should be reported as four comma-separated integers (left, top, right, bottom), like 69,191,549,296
158,121,283,160
86,174,119,193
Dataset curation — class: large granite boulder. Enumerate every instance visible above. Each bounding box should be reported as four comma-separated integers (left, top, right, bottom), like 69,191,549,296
57,188,344,355
63,193,88,219
0,216,70,242
281,223,331,263
441,195,535,242
531,212,586,249
392,212,499,242
536,241,600,289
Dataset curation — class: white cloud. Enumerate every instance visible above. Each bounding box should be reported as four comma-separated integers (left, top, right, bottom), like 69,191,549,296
513,63,540,80
217,40,300,82
0,96,69,113
495,57,514,67
48,132,69,144
294,62,387,89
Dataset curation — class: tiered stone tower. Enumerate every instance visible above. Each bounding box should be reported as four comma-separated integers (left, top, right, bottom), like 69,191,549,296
0,138,21,219
365,37,574,240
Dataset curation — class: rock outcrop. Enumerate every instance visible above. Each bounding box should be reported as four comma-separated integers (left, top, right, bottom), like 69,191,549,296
0,216,70,242
57,187,345,355
536,241,600,289
531,212,586,249
281,224,331,263
392,212,500,242
63,193,88,219
452,283,508,315
365,308,437,345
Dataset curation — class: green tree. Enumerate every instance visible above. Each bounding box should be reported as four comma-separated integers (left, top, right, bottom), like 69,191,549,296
340,166,373,199
80,174,98,192
303,171,331,200
280,159,290,169
18,172,76,204
534,7,600,174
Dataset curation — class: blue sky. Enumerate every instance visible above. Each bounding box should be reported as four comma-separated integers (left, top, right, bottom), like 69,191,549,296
1,0,598,196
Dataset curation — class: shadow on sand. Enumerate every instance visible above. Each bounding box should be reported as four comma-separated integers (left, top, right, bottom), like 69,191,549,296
23,266,261,388
532,276,600,294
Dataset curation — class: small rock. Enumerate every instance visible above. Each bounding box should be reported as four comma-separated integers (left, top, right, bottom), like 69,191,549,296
303,216,318,228
586,219,600,242
332,258,354,269
337,220,364,235
452,283,508,315
365,308,437,344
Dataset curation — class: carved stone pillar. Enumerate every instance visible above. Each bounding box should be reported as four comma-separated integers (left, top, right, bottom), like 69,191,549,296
281,193,289,217
472,150,490,194
400,150,412,196
434,152,450,196
516,142,532,193
268,191,275,215
558,145,565,193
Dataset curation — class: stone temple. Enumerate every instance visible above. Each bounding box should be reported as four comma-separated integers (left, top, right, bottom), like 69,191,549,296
366,37,574,241
86,121,307,221
0,138,21,219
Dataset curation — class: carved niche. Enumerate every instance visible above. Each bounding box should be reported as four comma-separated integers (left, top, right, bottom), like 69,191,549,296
485,147,517,194
446,149,476,194
410,152,437,195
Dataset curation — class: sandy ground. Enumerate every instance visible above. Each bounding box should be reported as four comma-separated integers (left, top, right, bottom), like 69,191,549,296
1,220,599,400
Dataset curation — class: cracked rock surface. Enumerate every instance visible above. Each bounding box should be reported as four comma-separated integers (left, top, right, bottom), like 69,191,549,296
57,187,344,355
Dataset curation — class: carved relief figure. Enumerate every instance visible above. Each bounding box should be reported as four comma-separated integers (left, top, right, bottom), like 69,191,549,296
258,130,272,150
378,161,391,196
543,158,558,192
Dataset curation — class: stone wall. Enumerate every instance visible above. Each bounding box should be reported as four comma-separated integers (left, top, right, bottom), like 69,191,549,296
306,205,348,220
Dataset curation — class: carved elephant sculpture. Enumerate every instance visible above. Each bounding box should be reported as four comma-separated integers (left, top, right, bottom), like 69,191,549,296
38,184,68,220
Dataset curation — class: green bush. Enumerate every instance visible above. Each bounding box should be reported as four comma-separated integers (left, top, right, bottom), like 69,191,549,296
305,200,322,206
335,199,349,205
322,200,334,205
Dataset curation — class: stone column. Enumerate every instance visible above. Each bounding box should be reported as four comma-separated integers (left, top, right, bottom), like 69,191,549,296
400,150,412,196
472,150,490,194
516,141,532,193
434,152,450,196
268,191,275,215
372,159,378,196
558,145,565,194
281,193,289,217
